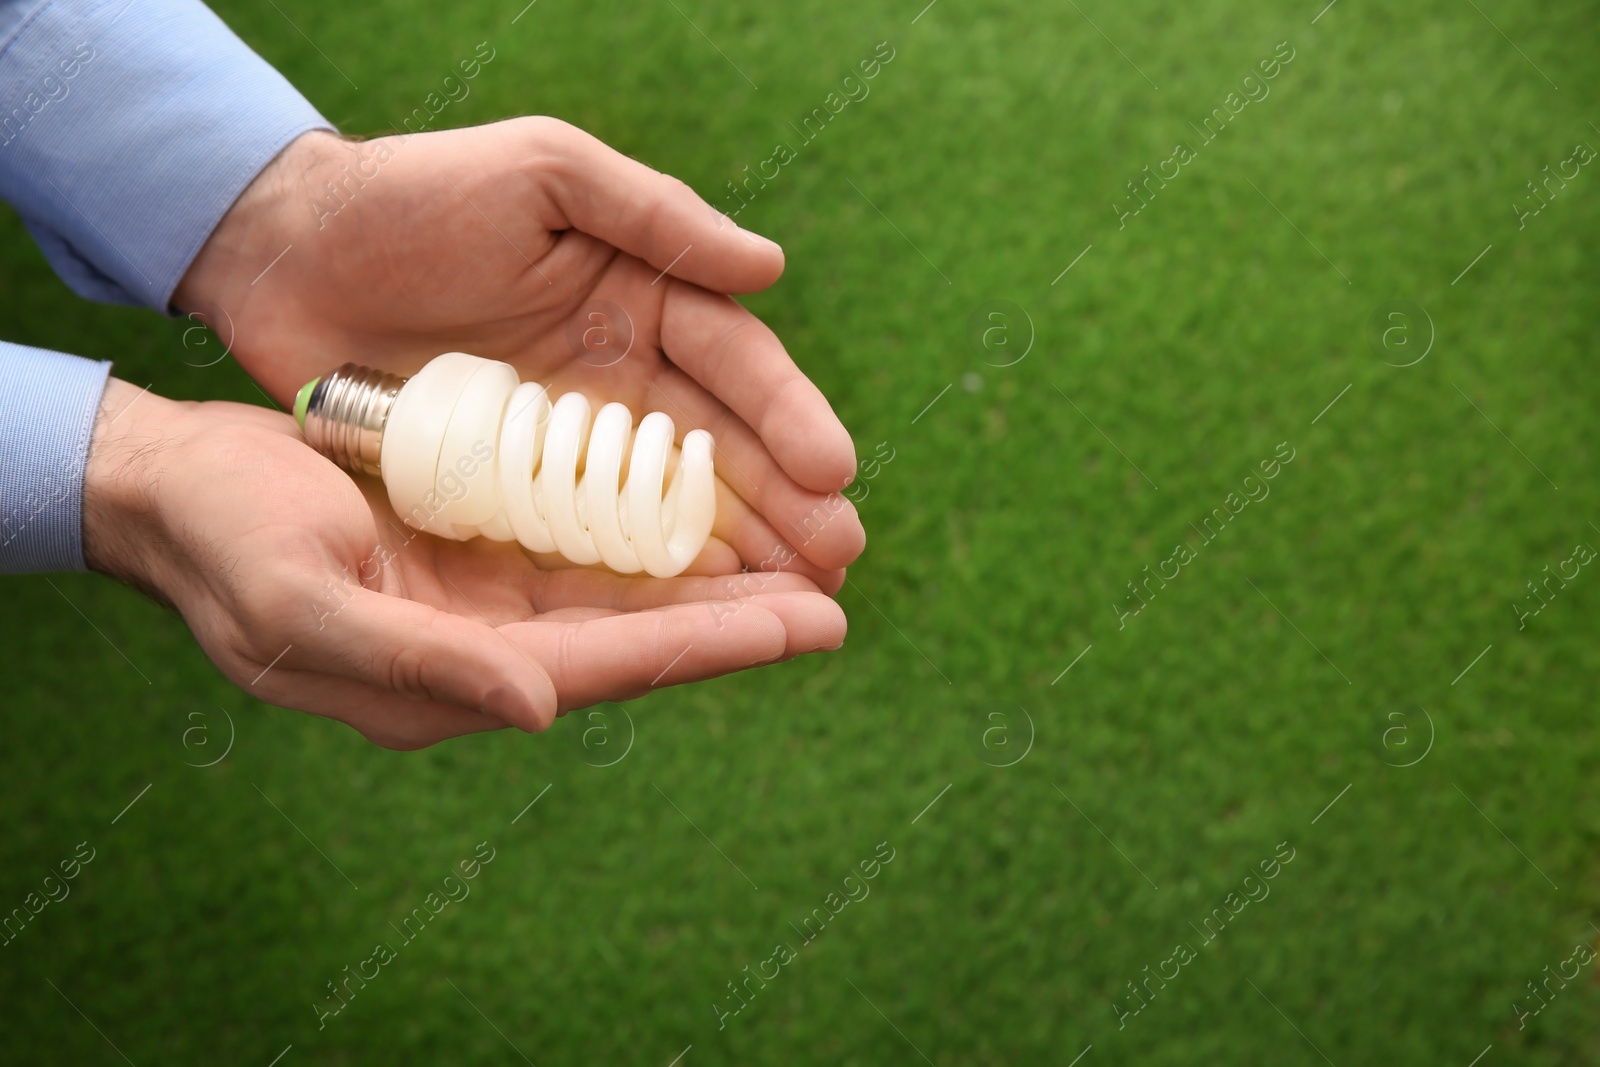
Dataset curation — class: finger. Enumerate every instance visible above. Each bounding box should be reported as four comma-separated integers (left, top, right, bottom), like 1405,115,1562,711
647,361,864,572
680,535,744,577
527,117,786,294
533,588,849,653
504,591,845,710
717,589,848,658
710,477,846,594
660,279,858,494
291,588,559,732
525,564,824,613
707,479,841,588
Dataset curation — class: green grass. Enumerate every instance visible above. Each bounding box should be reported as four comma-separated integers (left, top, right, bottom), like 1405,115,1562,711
4,0,1599,1063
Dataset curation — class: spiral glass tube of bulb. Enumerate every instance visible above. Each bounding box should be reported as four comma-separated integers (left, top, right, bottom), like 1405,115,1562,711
296,352,717,578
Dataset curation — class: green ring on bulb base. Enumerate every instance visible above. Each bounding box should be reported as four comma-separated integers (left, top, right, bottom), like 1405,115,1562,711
293,378,320,430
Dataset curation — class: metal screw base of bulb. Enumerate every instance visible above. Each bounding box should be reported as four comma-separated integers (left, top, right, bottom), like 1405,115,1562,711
298,363,406,476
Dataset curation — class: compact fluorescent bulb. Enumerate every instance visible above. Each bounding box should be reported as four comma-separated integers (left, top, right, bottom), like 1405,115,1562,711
294,352,717,578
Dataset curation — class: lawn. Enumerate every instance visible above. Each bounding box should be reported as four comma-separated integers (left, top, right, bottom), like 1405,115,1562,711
3,0,1598,1063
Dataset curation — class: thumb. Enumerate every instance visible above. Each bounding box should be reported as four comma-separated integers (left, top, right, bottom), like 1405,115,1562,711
516,116,786,294
291,588,558,732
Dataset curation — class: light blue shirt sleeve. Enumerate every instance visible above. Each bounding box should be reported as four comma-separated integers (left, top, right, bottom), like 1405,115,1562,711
0,343,108,571
0,0,334,573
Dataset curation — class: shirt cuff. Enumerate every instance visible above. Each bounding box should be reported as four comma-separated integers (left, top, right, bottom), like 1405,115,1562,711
0,0,334,311
0,342,110,573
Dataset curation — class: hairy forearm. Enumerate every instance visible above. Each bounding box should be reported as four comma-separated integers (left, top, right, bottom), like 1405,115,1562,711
81,379,187,601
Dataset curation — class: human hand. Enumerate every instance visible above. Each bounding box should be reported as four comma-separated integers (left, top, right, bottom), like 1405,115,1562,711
175,120,865,592
82,379,848,749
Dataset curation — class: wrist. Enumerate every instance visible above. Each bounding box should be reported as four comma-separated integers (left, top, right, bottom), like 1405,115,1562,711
173,129,346,322
82,379,190,599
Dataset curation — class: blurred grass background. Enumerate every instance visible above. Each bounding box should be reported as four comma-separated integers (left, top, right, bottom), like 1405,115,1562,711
3,0,1599,1063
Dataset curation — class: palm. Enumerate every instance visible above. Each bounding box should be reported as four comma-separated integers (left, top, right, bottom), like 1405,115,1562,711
186,120,863,589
